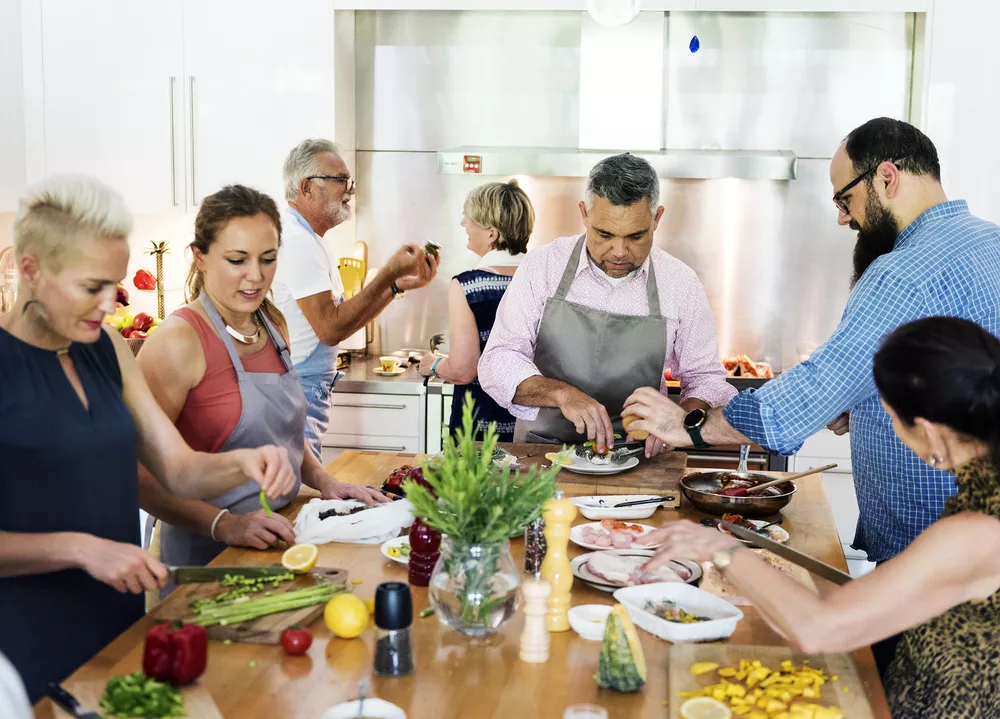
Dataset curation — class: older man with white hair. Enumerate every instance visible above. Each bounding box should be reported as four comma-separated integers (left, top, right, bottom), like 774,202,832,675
478,152,735,457
272,139,439,458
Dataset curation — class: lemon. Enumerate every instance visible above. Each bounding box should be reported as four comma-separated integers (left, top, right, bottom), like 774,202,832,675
680,697,732,719
544,451,574,467
281,543,318,573
325,594,370,638
363,598,376,614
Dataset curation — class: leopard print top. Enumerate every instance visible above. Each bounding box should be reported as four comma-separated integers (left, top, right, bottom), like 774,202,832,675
883,456,1000,719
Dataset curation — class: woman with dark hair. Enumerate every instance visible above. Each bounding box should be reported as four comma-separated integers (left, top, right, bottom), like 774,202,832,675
639,316,1000,718
419,180,535,441
138,185,386,589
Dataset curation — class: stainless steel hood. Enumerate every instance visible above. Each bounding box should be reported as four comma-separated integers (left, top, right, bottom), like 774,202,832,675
436,147,798,180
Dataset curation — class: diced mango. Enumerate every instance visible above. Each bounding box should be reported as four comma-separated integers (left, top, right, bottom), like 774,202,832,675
691,662,720,675
719,668,739,678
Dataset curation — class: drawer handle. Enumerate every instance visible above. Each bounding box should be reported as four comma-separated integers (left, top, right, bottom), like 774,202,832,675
323,444,407,452
335,403,407,411
684,453,766,465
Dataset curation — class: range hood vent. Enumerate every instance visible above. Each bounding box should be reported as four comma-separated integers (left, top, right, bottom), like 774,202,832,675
436,148,798,181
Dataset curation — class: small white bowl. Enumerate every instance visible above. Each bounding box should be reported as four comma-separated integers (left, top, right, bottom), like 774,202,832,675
568,604,613,640
322,698,407,719
570,495,667,521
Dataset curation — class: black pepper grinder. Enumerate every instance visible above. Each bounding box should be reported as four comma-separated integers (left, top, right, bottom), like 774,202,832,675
373,582,414,677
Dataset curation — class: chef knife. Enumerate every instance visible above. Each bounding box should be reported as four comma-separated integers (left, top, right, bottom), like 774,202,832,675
47,683,101,719
718,520,853,585
167,565,293,585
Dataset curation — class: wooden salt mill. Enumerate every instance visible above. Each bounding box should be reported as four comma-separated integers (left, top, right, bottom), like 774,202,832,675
540,491,577,632
519,578,552,663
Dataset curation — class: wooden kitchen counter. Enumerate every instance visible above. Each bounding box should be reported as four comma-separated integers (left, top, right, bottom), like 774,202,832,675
35,451,891,719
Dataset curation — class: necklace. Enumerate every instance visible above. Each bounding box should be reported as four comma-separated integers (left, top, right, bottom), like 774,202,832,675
224,314,261,345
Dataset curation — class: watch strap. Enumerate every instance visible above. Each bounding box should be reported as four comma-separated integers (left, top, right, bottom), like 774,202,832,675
686,425,710,450
391,281,404,299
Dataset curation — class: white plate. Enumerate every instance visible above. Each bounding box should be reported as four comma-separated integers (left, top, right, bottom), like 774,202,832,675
571,495,668,521
613,582,743,643
567,604,612,640
569,521,660,551
718,519,790,544
570,549,703,593
373,368,407,376
380,536,410,564
557,453,639,476
322,698,407,719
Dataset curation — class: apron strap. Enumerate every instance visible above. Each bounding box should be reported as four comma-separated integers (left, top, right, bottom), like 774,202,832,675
644,258,663,320
197,293,252,378
257,308,295,374
553,234,587,300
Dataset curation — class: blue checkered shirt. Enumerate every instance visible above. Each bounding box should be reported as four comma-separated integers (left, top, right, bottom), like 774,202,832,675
724,200,1000,562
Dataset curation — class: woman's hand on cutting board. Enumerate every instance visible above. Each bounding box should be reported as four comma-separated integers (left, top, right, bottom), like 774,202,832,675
76,535,168,594
638,519,741,566
216,510,297,550
317,475,391,505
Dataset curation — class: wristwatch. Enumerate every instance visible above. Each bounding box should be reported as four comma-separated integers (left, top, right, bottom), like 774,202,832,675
711,544,742,570
683,408,710,449
391,281,405,300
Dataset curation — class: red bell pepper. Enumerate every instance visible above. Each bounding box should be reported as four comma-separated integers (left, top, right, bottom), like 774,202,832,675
142,621,207,686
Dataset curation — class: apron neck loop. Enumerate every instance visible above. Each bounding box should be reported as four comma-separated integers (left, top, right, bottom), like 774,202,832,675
556,234,663,319
197,293,292,375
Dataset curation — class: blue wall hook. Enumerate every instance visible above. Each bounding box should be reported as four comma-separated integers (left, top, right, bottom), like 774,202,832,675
689,35,700,53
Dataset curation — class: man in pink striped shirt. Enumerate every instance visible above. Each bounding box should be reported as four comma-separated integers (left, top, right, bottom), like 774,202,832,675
478,153,735,457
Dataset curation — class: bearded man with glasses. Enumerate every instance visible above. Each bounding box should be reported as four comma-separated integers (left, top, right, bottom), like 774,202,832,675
621,116,1000,674
271,139,439,459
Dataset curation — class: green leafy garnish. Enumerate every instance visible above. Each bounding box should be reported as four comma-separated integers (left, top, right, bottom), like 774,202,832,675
99,672,185,718
259,490,272,517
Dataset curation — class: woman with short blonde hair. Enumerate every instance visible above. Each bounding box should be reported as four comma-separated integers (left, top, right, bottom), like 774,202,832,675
420,179,535,441
0,176,295,702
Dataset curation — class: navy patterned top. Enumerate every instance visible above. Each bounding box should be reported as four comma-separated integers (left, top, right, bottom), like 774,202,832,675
450,269,516,442
0,327,143,702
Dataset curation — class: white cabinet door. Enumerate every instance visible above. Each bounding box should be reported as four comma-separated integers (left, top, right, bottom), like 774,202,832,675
181,0,335,206
39,0,184,212
0,0,26,211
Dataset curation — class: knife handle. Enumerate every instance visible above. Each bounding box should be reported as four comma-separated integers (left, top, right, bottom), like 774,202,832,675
47,683,82,715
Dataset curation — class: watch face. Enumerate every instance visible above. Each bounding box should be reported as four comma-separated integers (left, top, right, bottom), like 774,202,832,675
684,408,707,430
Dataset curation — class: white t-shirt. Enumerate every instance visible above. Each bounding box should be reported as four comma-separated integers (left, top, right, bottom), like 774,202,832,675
0,652,30,719
272,207,345,366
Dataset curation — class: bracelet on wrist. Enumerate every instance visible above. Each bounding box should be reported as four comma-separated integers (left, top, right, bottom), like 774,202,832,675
430,355,445,378
210,509,231,542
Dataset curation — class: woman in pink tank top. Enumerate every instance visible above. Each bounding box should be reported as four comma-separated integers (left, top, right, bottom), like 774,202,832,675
137,186,386,572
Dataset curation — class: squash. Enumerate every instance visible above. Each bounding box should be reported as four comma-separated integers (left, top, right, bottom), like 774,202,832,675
595,604,646,692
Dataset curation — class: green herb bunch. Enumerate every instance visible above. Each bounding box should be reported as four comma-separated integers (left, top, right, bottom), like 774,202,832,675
404,394,558,547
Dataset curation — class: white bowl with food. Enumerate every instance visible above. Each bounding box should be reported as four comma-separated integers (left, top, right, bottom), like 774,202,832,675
322,698,407,719
570,520,661,551
571,495,669,521
567,604,613,640
613,582,743,643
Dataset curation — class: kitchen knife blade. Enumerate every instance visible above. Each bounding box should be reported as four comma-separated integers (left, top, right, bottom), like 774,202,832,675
718,520,853,585
167,565,292,585
613,495,676,508
47,683,101,718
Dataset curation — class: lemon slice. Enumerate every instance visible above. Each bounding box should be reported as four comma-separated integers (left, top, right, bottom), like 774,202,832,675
544,451,574,467
281,543,318,573
680,697,732,719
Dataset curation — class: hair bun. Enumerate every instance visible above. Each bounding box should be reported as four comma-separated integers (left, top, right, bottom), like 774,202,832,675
506,179,520,189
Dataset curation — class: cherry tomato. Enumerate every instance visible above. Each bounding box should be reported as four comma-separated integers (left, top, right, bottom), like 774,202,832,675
280,627,313,656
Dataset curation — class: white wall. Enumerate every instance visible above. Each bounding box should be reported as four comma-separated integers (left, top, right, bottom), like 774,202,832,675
923,1,1000,225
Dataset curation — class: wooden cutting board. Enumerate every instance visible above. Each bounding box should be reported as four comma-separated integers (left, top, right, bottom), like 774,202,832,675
500,442,687,509
51,681,222,719
152,567,348,645
668,644,876,719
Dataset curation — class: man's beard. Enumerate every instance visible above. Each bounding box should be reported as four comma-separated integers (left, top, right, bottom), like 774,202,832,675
851,192,899,288
598,260,637,279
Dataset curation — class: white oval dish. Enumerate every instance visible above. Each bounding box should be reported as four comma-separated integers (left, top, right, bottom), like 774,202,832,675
322,698,407,719
571,495,669,521
612,582,743,643
569,522,661,551
570,549,703,593
380,537,410,565
568,604,612,640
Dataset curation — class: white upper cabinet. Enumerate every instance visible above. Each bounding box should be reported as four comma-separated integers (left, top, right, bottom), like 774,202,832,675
28,0,335,213
38,0,184,213
182,0,336,206
0,0,27,211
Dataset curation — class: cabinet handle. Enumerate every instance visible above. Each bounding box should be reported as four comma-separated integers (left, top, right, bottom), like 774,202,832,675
168,77,178,206
188,76,196,205
323,444,407,452
335,403,407,411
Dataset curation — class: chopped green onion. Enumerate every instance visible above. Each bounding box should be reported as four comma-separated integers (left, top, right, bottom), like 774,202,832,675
259,491,272,517
99,672,185,718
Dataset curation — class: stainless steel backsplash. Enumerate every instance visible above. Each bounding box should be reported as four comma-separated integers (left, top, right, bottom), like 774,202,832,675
352,10,915,370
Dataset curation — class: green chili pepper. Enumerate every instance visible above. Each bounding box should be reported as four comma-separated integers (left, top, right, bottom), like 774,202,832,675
259,490,272,517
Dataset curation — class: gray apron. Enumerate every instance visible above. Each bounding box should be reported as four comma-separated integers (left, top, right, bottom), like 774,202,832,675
514,234,667,444
159,294,306,576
